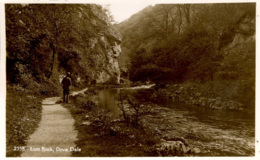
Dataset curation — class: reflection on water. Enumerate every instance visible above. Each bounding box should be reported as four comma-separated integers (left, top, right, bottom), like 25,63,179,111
98,89,121,117
97,88,255,156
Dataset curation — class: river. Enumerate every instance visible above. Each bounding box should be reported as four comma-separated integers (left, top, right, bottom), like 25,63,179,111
97,87,255,156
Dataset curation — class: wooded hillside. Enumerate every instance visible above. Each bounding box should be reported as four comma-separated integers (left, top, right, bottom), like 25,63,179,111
117,3,255,81
6,4,122,95
117,3,255,109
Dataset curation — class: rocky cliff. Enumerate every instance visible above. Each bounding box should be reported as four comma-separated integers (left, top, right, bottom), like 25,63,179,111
86,5,122,84
6,4,122,91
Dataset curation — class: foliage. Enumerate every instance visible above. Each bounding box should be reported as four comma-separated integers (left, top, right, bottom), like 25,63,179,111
6,4,118,88
6,4,74,80
101,4,115,23
117,3,255,83
118,89,155,126
128,29,220,82
6,5,120,157
116,3,255,110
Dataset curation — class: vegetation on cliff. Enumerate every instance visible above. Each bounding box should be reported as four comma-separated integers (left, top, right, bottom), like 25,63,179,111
6,4,121,157
116,3,255,109
6,4,121,89
5,2,256,157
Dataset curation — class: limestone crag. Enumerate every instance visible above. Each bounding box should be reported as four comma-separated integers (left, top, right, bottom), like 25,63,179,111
153,139,200,156
85,4,122,84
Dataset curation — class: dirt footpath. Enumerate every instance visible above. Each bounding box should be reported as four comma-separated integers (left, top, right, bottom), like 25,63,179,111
21,97,77,157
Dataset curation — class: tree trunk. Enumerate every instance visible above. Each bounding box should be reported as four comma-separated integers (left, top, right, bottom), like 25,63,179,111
182,4,191,27
47,42,56,78
177,5,183,34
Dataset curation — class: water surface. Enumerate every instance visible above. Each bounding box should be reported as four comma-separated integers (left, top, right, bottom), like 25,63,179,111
97,88,255,156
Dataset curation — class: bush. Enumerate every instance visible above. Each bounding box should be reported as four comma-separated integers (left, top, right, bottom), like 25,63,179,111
117,89,155,126
82,100,96,110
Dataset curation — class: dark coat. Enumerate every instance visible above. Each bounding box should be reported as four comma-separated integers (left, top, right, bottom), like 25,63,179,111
62,76,71,90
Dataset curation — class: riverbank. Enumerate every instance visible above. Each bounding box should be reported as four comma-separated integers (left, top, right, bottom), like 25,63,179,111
62,88,155,156
62,86,201,156
60,82,255,156
154,81,254,113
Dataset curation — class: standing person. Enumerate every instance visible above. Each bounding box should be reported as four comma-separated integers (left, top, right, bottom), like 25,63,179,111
62,72,72,103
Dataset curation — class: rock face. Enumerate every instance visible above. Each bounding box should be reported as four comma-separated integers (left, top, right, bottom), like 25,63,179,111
83,5,122,84
153,139,200,156
154,140,190,156
220,17,255,56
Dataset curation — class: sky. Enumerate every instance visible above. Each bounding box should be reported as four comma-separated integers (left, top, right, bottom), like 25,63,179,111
109,1,157,23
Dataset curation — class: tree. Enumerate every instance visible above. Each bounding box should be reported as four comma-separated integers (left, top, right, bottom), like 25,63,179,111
6,4,78,81
117,3,255,83
6,4,120,85
30,4,77,78
101,4,115,23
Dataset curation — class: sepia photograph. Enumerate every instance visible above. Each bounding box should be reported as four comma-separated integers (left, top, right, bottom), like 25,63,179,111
4,0,257,158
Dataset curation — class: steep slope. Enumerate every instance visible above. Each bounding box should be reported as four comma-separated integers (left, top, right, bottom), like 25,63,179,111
79,5,122,84
6,4,122,90
116,3,255,82
6,4,122,157
116,3,255,109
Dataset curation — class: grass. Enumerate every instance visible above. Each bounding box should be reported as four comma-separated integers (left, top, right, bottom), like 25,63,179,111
5,74,84,157
6,89,42,157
